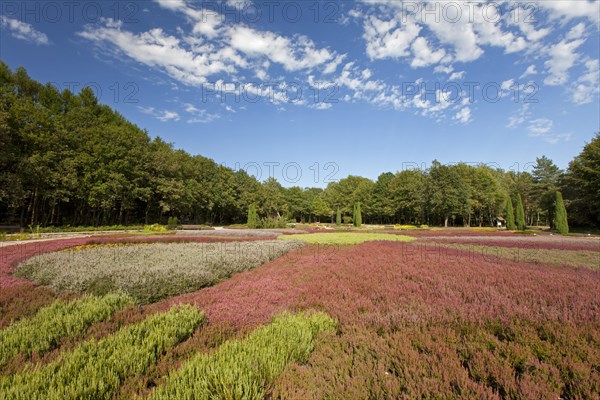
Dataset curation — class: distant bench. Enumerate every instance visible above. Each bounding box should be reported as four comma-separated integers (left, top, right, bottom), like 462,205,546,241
0,225,22,233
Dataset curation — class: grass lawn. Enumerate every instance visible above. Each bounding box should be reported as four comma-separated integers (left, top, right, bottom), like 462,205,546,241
279,232,415,245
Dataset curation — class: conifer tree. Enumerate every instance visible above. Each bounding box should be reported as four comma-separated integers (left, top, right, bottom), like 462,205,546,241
515,194,526,230
505,197,516,230
554,191,569,234
336,208,341,225
247,205,258,229
353,202,362,227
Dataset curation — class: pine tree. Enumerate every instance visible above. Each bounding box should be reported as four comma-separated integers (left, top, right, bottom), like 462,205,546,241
554,191,569,234
505,197,516,230
336,208,341,225
247,204,258,229
515,194,526,230
354,202,362,227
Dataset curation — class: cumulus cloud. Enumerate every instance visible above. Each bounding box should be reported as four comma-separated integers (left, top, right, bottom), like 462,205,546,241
0,16,49,45
544,37,585,86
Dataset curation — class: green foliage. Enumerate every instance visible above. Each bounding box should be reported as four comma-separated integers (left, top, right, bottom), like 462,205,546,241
565,133,600,227
515,194,526,230
0,304,204,400
16,241,304,303
247,204,259,229
1,63,596,228
343,216,353,225
147,311,336,400
554,191,569,234
143,224,167,232
353,202,362,227
166,216,178,229
505,197,516,230
279,232,415,245
256,216,287,229
336,208,341,225
0,293,133,367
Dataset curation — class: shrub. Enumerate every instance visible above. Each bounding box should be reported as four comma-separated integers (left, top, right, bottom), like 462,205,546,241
16,241,304,303
343,216,353,225
166,217,179,230
336,208,341,225
0,293,134,367
144,224,167,232
257,217,287,229
0,305,204,400
147,311,336,400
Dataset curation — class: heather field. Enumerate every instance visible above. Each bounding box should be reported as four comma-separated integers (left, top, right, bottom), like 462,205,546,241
0,230,598,399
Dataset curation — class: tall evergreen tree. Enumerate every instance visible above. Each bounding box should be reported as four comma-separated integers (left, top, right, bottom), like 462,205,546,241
247,204,258,229
354,202,362,227
515,194,526,230
505,197,516,230
554,191,569,234
336,208,341,225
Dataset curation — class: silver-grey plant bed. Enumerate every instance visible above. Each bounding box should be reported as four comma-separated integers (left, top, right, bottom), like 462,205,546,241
176,228,304,237
15,240,304,303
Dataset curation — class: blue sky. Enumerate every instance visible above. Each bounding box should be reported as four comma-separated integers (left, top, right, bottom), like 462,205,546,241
1,0,599,187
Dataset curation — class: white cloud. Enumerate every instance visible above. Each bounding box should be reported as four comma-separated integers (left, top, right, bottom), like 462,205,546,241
506,104,531,128
544,38,585,86
528,118,553,135
433,65,454,74
520,65,537,79
536,0,600,24
571,59,600,104
138,106,181,122
453,107,472,124
0,16,49,45
184,103,220,123
410,37,446,68
228,25,335,71
448,71,465,80
566,23,587,40
363,15,421,60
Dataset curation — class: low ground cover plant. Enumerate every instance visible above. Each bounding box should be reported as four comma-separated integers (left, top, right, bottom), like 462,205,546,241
15,240,304,303
0,304,204,400
0,293,133,368
146,311,336,400
279,232,415,245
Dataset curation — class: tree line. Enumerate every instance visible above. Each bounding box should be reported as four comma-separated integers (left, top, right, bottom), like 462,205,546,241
1,62,598,228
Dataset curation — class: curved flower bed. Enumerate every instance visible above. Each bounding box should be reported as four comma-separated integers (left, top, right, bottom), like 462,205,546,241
0,235,269,288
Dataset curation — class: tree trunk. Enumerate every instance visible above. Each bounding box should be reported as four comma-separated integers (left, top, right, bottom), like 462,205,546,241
444,215,449,228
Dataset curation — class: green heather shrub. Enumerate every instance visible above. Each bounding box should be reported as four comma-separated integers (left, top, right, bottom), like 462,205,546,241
0,293,133,367
144,224,168,232
146,311,336,400
166,217,179,230
16,240,304,303
257,217,287,229
0,305,204,400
